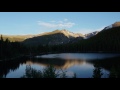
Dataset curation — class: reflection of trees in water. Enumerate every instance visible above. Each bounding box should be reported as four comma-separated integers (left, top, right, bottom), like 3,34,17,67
0,57,86,78
26,58,87,69
1,55,120,78
89,56,120,78
89,56,120,71
0,57,27,78
92,63,103,78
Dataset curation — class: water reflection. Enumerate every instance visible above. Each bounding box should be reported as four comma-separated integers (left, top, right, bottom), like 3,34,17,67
0,57,28,78
26,58,87,69
0,53,120,78
89,56,120,71
36,53,120,60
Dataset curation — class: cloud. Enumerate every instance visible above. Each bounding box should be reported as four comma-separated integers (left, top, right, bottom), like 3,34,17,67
58,21,63,23
64,18,68,21
38,21,56,28
38,19,75,29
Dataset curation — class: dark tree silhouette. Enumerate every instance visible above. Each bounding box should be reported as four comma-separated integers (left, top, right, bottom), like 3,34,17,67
92,64,103,78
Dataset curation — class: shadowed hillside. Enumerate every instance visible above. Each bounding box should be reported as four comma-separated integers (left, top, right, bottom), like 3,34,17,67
0,34,34,42
22,29,84,46
67,26,120,52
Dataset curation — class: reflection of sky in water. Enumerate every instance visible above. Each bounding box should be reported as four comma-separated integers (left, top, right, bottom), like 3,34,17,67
6,64,26,78
65,64,109,78
65,63,94,78
5,53,115,78
37,53,120,60
6,60,109,78
6,64,45,78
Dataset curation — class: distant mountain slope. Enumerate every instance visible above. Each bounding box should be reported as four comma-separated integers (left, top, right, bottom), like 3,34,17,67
37,29,84,38
0,29,84,43
103,21,120,30
84,31,99,39
74,26,120,52
0,34,34,42
112,22,120,27
22,29,84,46
82,21,120,39
34,26,120,53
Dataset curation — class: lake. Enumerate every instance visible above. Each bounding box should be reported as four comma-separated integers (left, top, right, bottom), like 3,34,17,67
1,53,120,78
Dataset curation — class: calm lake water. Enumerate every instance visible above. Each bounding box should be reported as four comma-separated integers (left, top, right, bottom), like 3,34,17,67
1,53,120,78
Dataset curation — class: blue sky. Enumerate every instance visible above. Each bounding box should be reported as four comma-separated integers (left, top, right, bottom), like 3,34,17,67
0,12,120,35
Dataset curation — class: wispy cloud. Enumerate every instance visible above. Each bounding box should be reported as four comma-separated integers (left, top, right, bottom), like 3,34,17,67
64,18,68,21
38,19,75,29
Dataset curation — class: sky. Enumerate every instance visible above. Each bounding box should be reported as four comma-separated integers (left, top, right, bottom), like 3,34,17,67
0,12,120,35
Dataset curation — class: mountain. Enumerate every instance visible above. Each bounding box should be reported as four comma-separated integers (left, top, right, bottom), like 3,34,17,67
1,21,120,53
22,29,84,46
103,21,120,30
112,22,120,27
84,21,120,39
70,26,120,52
2,22,120,46
38,29,84,38
32,25,120,53
0,34,35,42
84,31,99,39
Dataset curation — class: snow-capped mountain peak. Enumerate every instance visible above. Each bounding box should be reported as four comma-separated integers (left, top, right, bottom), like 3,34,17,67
104,25,113,30
84,31,99,39
104,22,120,30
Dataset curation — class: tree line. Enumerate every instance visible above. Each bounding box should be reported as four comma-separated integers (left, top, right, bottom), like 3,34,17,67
0,35,28,60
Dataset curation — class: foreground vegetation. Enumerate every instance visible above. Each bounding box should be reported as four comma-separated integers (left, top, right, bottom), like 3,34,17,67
20,64,120,78
21,65,74,78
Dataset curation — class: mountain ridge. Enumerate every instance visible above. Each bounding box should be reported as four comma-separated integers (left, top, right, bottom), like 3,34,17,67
104,21,120,30
1,21,120,46
0,29,84,42
22,29,84,46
